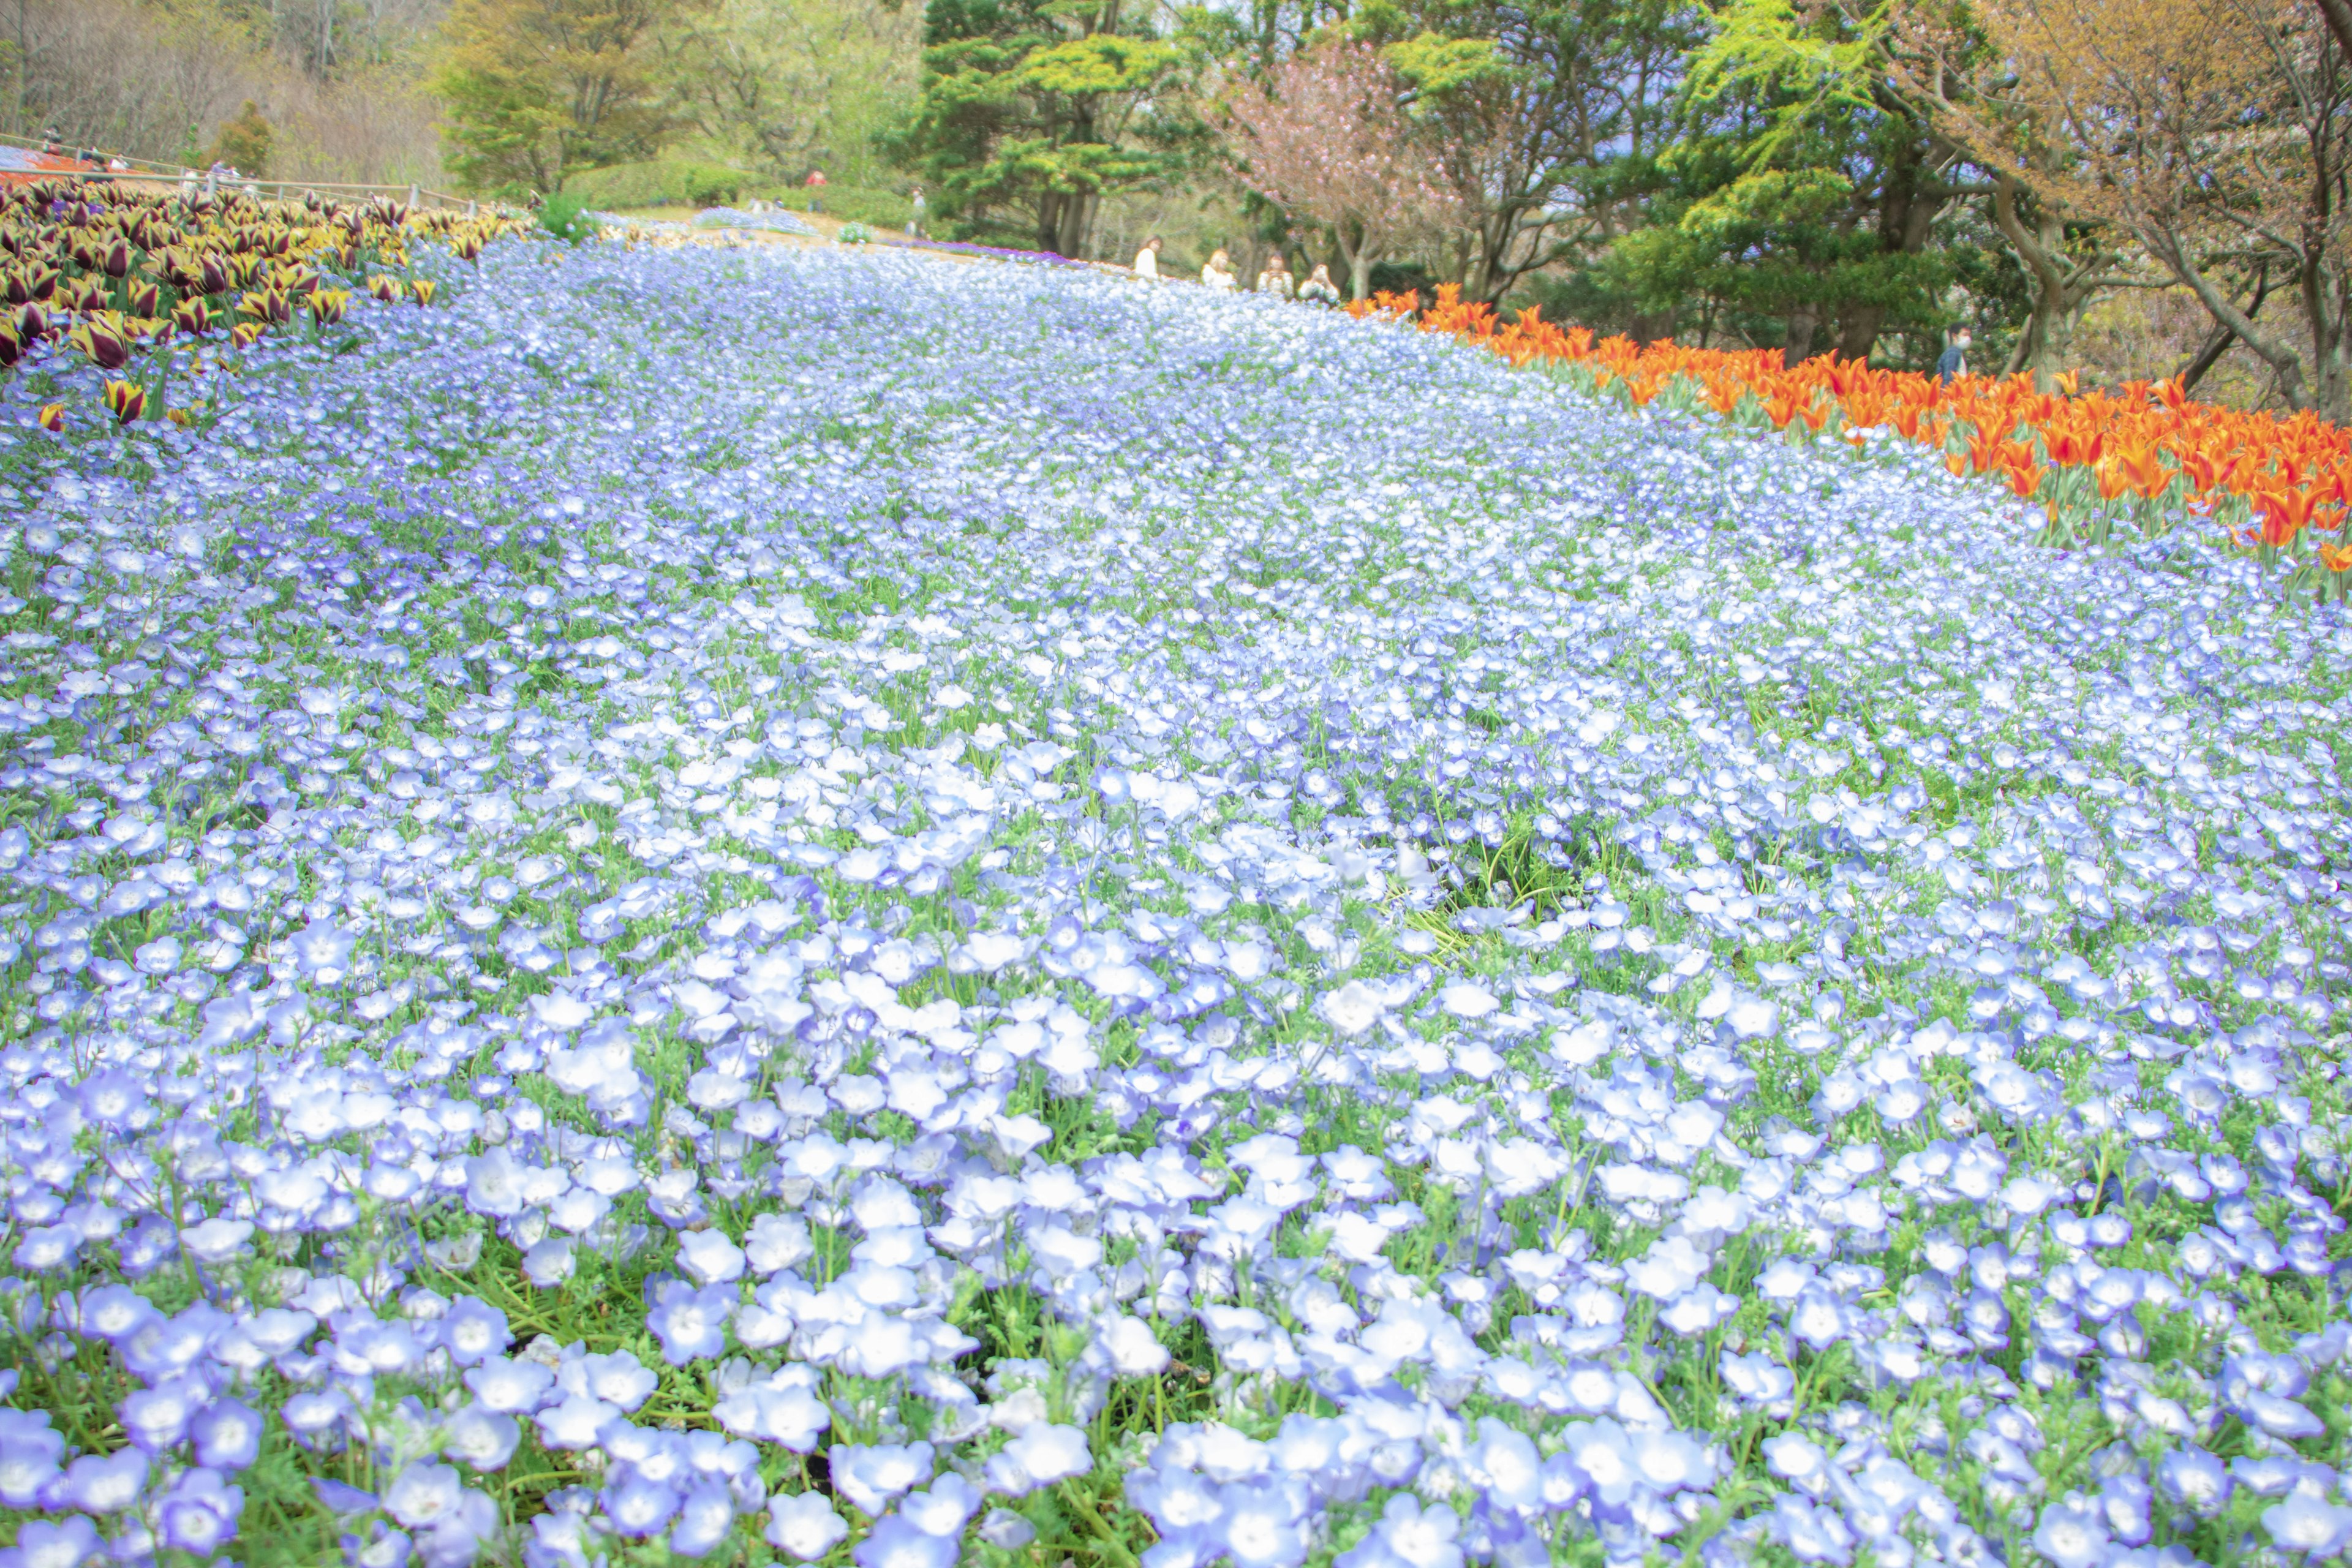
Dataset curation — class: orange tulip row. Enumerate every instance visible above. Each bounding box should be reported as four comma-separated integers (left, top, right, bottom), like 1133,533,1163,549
1351,285,2352,581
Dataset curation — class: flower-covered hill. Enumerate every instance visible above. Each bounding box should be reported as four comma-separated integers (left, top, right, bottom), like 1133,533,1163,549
0,239,2346,1568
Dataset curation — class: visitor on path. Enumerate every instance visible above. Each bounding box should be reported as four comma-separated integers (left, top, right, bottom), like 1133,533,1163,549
1936,328,1970,383
1202,249,1237,290
1256,254,1293,297
907,186,925,237
1133,236,1163,279
1298,264,1341,306
804,169,826,214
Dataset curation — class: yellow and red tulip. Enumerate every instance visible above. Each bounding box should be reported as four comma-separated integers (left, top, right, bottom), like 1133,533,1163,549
102,379,145,424
70,311,131,371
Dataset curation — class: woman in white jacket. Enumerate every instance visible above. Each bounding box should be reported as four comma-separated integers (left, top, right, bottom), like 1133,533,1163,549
1202,250,1237,290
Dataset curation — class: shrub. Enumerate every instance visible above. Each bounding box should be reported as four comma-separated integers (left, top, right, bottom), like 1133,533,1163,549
837,222,873,245
538,192,601,245
207,100,273,178
764,185,911,230
562,159,754,211
681,166,742,208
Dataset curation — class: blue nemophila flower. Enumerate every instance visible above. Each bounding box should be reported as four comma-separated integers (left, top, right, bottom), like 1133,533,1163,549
767,1492,850,1561
986,1423,1093,1494
54,1447,145,1512
3,1517,100,1568
157,1466,244,1556
1336,1493,1464,1568
647,1281,736,1364
2033,1501,2112,1568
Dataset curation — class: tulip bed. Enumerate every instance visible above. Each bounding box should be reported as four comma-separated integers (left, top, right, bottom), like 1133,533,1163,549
1,177,526,433
1362,288,2352,598
0,236,2345,1568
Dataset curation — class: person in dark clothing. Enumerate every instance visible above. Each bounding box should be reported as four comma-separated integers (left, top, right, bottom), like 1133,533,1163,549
1935,328,1971,383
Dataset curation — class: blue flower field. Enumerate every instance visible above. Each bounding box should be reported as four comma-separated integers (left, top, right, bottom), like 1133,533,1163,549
0,237,2345,1568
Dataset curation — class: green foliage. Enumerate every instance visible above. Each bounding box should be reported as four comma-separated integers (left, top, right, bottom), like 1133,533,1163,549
767,183,914,227
561,157,801,210
886,0,1205,257
431,0,680,198
537,191,603,243
838,221,875,243
206,100,274,178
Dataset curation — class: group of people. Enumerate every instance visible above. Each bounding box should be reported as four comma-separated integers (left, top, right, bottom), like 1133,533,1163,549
1131,236,1343,304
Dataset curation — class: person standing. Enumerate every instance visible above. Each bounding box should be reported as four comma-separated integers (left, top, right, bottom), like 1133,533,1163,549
908,186,925,238
804,168,827,214
1297,264,1341,306
1133,235,1163,279
1936,328,1970,383
1202,249,1237,290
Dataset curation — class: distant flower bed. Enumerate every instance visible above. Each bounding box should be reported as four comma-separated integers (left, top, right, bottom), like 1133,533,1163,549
2,176,526,433
1357,285,2352,597
870,233,1090,268
690,206,821,238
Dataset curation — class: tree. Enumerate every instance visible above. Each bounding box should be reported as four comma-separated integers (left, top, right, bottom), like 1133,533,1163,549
431,0,688,197
1224,38,1473,300
1372,0,1705,305
1981,0,2352,417
1594,0,1969,363
889,0,1193,258
207,97,273,175
659,0,918,182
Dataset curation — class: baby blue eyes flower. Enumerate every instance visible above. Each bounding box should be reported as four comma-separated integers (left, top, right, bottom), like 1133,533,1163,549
440,1298,513,1365
464,1356,555,1414
647,1281,736,1365
2032,1501,2111,1568
56,1448,146,1513
985,1424,1092,1494
668,1483,739,1558
189,1397,263,1470
676,1229,747,1286
767,1493,850,1561
157,1466,244,1557
897,1474,983,1538
830,1441,935,1517
854,1515,962,1568
1341,1494,1463,1568
2264,1496,2352,1556
7,1517,100,1568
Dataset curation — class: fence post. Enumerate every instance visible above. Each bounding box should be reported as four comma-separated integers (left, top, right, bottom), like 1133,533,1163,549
202,168,216,202
407,183,420,211
467,200,478,219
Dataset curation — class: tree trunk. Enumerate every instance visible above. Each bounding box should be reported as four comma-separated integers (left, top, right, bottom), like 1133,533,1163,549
1349,251,1374,302
1052,190,1095,259
2175,265,2269,395
2316,0,2352,74
1630,309,1676,346
1036,190,1063,255
1783,305,1819,367
2299,246,2352,424
1836,304,1885,363
2144,222,2313,410
1990,173,2107,390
